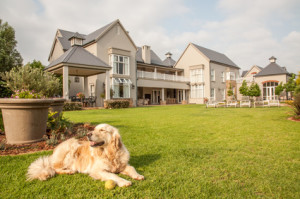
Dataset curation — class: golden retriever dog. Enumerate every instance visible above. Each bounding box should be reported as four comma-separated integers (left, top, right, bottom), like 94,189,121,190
27,124,144,187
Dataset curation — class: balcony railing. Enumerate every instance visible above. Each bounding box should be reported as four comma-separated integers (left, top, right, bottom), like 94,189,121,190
236,77,255,83
137,70,189,82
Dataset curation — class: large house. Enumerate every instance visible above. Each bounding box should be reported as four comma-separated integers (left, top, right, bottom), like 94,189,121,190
237,56,290,100
46,19,242,107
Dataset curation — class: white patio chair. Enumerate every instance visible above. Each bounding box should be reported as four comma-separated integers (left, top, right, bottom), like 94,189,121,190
268,95,280,107
206,98,218,108
240,96,251,108
226,97,238,108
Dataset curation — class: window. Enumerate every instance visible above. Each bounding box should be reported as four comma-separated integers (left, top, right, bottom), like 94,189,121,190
263,81,278,100
112,78,131,98
226,72,235,80
211,69,215,81
190,69,204,83
110,54,129,75
191,85,204,98
222,89,226,100
74,76,80,83
210,88,215,100
221,72,225,82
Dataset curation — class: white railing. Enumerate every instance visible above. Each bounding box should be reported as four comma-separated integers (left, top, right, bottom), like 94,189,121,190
137,70,189,82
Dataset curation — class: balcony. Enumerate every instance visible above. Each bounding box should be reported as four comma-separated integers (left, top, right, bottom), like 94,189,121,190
137,70,189,82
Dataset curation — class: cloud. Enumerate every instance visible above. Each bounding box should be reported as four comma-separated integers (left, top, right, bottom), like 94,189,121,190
0,0,299,73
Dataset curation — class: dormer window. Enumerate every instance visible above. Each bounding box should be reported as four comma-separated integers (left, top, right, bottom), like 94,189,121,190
69,32,85,46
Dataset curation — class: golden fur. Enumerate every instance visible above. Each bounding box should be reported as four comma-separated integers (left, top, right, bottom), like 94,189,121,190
27,124,144,187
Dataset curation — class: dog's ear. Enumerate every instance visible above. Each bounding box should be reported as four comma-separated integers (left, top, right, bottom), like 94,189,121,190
112,128,122,150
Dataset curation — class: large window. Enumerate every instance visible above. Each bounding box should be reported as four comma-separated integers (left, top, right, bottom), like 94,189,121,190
221,72,225,82
263,81,278,100
110,54,129,75
222,89,225,100
210,88,215,100
226,72,235,80
191,85,204,98
112,78,131,98
211,69,215,81
190,69,204,83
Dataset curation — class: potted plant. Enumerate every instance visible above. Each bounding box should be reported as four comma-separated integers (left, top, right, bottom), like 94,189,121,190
0,65,61,144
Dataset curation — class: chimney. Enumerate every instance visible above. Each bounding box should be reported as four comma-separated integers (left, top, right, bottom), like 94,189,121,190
269,56,277,63
142,45,151,64
69,32,85,47
165,52,172,58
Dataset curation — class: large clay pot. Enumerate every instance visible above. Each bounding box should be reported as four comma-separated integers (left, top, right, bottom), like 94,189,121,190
0,98,54,144
49,98,66,118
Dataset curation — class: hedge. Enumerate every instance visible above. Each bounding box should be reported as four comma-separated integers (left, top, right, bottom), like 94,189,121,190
105,100,130,109
63,102,83,111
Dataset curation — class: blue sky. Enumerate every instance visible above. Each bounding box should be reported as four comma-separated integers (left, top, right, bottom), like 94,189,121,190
1,0,299,73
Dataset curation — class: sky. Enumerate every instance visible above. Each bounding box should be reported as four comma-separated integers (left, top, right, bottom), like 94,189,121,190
1,0,300,74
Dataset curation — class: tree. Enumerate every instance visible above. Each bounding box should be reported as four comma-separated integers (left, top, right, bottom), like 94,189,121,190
296,71,300,85
239,80,249,96
248,83,261,98
284,73,296,99
227,83,234,97
0,19,23,73
275,82,284,96
25,59,45,70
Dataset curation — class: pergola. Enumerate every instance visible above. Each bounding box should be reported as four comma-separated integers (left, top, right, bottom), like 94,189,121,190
45,42,111,102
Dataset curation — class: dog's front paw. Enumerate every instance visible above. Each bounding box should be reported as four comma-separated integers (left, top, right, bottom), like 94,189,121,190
117,179,132,187
133,174,144,180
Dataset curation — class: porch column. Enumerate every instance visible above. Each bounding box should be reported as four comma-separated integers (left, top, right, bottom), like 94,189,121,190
183,89,186,100
161,88,165,101
154,68,157,79
105,70,110,100
84,77,89,97
63,66,69,100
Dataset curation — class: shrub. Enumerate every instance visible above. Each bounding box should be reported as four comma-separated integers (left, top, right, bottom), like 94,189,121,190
63,102,83,111
105,100,130,109
1,65,60,98
11,89,42,99
0,139,6,150
292,94,300,117
0,110,4,133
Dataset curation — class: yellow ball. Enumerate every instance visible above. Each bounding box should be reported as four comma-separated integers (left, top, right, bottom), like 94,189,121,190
105,180,116,190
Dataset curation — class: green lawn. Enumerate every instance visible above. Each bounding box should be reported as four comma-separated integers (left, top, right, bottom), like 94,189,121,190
0,105,299,198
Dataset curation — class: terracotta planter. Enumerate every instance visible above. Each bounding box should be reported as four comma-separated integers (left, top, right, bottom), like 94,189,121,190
49,98,66,118
0,98,54,144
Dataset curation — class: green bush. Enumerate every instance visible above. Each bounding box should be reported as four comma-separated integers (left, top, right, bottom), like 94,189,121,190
63,102,83,111
1,65,60,97
0,110,4,132
292,94,300,117
106,100,130,109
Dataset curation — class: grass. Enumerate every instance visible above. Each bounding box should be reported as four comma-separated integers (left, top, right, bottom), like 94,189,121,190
0,105,300,198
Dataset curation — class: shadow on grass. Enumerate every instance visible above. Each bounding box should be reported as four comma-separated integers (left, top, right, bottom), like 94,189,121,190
129,153,161,168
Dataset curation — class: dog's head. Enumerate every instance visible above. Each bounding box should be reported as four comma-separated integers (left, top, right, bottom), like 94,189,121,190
87,124,122,149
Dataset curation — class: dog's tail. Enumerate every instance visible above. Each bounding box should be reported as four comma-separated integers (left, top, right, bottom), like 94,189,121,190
27,156,56,181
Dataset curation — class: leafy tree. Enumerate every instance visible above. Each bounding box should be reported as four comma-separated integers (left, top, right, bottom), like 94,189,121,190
25,59,45,70
0,19,23,73
284,73,296,99
248,83,261,97
239,80,249,96
296,71,300,85
227,83,233,97
275,82,284,96
0,19,23,97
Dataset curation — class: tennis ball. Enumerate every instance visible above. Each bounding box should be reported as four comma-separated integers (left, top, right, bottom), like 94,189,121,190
105,180,116,190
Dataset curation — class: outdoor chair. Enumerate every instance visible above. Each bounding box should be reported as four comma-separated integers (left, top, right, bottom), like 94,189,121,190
206,98,218,108
226,97,238,108
268,95,280,107
88,96,97,107
240,96,251,108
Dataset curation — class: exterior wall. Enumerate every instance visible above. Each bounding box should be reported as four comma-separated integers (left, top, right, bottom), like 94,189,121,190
255,74,288,99
96,23,137,106
175,44,210,104
69,76,84,97
210,62,226,101
49,39,64,62
244,66,261,79
84,43,97,56
137,79,189,89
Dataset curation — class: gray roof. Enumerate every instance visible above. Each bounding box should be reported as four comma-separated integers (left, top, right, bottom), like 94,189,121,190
47,46,110,69
241,70,248,77
162,57,176,67
255,62,289,77
136,47,168,67
58,29,86,51
192,43,239,68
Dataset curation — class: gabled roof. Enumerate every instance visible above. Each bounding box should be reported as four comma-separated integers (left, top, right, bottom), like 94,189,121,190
136,47,168,67
241,70,248,77
58,29,86,51
47,46,110,69
255,62,289,77
162,57,176,67
191,43,239,68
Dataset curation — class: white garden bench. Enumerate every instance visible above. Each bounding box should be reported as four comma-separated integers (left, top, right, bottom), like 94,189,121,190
240,96,251,108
